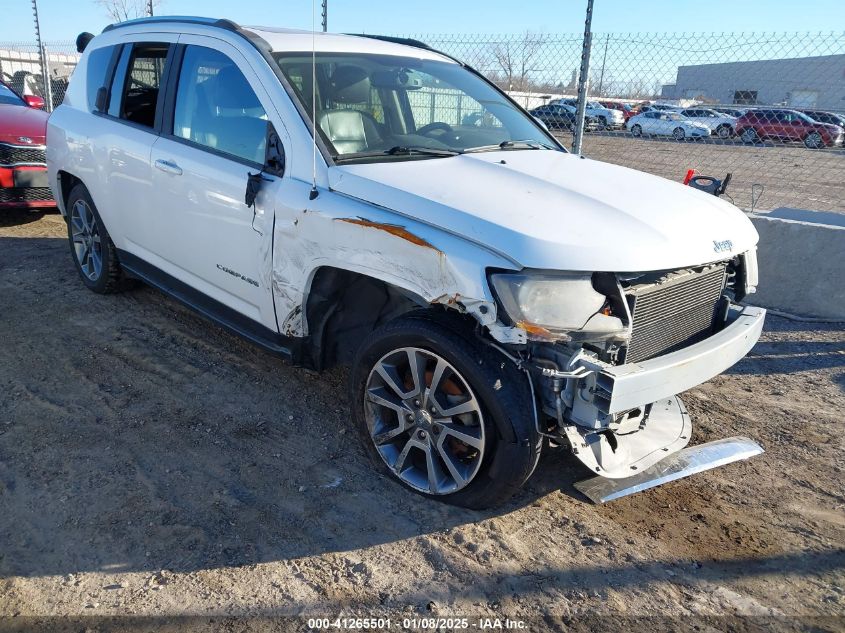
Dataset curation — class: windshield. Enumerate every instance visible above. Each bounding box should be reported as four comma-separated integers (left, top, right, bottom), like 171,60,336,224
0,83,25,107
273,52,558,161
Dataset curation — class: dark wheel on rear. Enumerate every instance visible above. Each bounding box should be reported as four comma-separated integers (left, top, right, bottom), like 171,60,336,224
351,313,542,509
66,183,125,294
803,131,824,149
716,124,733,139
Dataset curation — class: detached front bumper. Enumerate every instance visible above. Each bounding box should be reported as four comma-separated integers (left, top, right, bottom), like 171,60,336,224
589,305,765,415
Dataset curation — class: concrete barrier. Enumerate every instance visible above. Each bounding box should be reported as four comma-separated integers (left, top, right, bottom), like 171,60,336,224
749,211,845,320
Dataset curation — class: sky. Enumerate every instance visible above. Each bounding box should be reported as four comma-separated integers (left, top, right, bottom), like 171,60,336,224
1,0,844,42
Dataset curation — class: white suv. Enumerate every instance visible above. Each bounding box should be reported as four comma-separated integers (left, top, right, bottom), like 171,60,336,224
47,17,765,508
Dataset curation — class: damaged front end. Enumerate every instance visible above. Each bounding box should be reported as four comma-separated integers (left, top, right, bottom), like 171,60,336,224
489,251,766,502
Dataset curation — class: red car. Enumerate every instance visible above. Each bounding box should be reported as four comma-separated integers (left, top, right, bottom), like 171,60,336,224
0,81,55,209
599,100,638,122
735,108,844,149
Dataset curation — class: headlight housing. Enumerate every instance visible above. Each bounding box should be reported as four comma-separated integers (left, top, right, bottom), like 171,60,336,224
490,271,628,341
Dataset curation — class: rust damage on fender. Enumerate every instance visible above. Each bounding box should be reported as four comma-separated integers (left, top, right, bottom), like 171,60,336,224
336,217,440,252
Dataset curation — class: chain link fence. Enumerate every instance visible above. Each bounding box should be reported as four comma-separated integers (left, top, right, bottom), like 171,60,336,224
2,30,844,212
408,31,845,213
0,40,78,110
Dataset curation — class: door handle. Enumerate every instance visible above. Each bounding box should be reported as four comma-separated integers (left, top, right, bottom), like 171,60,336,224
154,159,183,176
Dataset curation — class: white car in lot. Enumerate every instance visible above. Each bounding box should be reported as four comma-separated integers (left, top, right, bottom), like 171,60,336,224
627,111,711,140
554,98,625,129
679,107,737,139
47,17,765,508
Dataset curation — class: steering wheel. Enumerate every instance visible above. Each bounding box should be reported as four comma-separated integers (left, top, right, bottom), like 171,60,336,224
417,122,453,137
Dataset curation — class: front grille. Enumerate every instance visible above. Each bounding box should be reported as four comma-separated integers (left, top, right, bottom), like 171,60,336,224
624,265,727,363
0,187,53,203
0,143,46,166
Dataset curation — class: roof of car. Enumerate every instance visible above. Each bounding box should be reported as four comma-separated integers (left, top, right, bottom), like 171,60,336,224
100,16,454,63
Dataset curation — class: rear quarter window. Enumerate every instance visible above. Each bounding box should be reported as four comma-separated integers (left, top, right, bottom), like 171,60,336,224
86,46,115,112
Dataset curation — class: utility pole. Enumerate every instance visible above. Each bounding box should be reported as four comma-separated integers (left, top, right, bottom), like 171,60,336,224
147,0,154,17
597,33,609,97
321,0,328,32
31,0,52,111
572,0,594,155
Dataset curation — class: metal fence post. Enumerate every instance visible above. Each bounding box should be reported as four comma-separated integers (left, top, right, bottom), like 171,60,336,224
147,0,154,17
572,0,594,154
31,0,52,112
321,0,328,32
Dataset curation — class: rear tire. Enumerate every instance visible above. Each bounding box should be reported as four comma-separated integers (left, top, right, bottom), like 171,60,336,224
803,132,824,149
598,116,608,130
350,312,542,509
66,183,125,294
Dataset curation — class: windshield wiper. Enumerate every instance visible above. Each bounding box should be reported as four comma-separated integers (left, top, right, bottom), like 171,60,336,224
385,145,462,157
334,146,461,162
463,139,557,154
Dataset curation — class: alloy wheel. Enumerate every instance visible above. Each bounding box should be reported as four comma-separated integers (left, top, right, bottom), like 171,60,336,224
673,127,686,140
364,347,486,495
70,199,103,281
805,132,823,149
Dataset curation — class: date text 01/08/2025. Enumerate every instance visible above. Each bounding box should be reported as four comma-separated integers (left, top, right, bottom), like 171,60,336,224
307,617,528,630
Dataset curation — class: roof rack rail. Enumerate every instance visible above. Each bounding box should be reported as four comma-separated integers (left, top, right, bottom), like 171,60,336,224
102,16,241,34
352,34,433,50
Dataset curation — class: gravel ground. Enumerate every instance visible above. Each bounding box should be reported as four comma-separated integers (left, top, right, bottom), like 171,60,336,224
555,130,845,214
1,211,844,631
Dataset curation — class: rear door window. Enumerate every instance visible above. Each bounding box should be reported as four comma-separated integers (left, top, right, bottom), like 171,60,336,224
116,43,170,129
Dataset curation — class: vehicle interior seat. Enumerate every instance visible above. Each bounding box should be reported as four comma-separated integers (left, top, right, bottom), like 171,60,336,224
208,65,267,164
318,65,382,154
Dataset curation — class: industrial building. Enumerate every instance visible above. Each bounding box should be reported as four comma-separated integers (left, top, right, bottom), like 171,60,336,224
661,54,845,110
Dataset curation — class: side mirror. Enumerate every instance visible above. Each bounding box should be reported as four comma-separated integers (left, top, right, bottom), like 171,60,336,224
265,121,285,176
23,94,45,109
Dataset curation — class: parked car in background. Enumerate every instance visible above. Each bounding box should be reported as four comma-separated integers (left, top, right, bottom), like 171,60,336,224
735,108,844,148
800,109,845,131
49,17,765,508
555,99,625,129
598,100,637,122
529,103,599,132
639,103,680,114
679,107,737,139
712,106,747,118
626,110,710,140
0,81,55,209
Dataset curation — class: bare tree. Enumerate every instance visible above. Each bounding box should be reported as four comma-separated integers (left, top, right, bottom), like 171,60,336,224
490,32,546,92
94,0,160,22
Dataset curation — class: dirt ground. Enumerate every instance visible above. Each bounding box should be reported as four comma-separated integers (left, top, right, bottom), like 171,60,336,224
1,210,844,631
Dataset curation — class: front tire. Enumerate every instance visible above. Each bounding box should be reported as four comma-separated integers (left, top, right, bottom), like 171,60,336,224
351,313,541,509
66,183,125,294
630,124,642,137
673,127,686,141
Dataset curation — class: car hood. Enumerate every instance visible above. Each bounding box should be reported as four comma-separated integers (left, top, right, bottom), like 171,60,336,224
328,150,758,272
0,104,48,144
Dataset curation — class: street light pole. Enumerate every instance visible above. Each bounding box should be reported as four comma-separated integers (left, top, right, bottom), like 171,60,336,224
572,0,595,155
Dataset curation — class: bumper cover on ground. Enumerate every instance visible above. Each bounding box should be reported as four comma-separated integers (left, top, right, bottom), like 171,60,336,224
573,436,764,503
